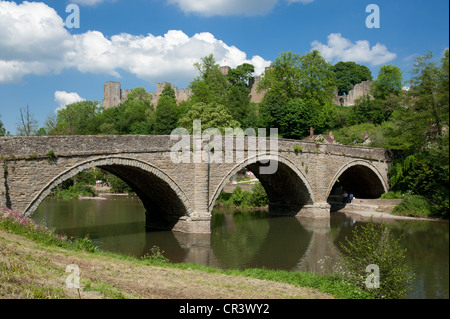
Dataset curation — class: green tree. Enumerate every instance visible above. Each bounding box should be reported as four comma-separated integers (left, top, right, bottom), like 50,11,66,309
381,51,449,217
258,51,303,102
332,61,373,96
48,101,100,135
258,50,337,138
339,219,414,299
189,54,229,105
154,84,180,135
178,102,240,134
298,50,337,106
96,87,154,135
371,64,403,99
0,115,6,136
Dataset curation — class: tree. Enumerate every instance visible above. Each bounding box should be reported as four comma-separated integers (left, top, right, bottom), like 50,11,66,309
16,105,39,136
189,54,229,105
381,51,449,217
339,219,414,299
258,50,337,138
298,50,337,106
333,61,373,96
96,87,154,135
178,102,240,134
154,84,180,135
258,51,303,102
0,115,6,136
371,64,403,99
48,101,100,135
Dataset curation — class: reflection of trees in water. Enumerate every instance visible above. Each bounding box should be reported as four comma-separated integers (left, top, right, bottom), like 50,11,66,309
211,209,271,269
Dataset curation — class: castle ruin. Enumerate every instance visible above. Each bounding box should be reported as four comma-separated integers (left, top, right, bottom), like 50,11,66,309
102,66,268,109
103,70,371,110
333,80,373,107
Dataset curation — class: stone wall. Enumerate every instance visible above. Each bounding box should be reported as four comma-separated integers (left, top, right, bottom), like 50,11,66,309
334,80,373,107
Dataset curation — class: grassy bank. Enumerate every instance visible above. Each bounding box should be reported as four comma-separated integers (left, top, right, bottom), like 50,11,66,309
381,192,446,219
0,207,371,299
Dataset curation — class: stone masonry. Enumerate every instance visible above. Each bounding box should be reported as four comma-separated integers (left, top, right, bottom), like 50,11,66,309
0,135,392,233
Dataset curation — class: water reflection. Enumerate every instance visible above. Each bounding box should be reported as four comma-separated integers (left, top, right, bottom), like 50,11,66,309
33,195,449,299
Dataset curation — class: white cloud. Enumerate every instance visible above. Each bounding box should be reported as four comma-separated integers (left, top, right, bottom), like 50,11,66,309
0,1,271,85
311,33,397,66
54,91,86,112
167,0,313,16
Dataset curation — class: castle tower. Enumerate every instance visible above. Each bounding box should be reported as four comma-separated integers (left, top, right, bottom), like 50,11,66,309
103,81,122,109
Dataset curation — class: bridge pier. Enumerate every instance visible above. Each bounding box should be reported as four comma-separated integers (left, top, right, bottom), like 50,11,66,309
297,202,331,219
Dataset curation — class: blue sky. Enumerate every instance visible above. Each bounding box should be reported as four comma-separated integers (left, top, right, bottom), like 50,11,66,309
0,0,448,134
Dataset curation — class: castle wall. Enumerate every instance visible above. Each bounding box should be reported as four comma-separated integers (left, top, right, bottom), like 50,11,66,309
334,80,373,107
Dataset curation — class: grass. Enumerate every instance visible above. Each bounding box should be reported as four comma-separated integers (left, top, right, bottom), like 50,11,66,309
0,207,372,299
381,192,438,218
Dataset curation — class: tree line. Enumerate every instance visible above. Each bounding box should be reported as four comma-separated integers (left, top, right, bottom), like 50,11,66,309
0,49,448,217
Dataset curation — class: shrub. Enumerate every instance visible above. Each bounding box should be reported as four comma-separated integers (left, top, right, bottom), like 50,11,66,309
338,218,414,299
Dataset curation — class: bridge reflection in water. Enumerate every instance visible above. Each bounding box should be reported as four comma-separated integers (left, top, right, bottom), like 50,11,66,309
142,209,342,275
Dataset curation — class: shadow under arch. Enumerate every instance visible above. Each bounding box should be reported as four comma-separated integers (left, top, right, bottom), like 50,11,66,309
210,154,315,216
327,160,389,201
24,156,193,231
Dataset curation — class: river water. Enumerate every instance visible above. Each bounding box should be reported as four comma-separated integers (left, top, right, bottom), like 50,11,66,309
32,194,449,299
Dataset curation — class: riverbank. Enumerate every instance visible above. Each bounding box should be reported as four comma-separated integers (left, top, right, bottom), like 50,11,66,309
0,207,371,300
0,230,338,299
331,198,442,222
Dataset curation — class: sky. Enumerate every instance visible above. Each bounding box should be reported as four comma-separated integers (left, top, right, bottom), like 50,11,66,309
0,0,448,135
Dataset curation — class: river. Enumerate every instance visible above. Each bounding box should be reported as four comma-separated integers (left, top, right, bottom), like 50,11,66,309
32,194,449,299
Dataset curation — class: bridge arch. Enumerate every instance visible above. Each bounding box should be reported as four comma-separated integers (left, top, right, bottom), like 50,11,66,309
326,160,389,200
25,156,193,230
210,154,315,216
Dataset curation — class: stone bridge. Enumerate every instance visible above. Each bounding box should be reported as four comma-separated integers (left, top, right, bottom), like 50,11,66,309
0,135,392,233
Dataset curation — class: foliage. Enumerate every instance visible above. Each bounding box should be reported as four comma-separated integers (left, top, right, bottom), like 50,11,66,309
338,218,414,299
0,115,6,136
371,64,404,99
140,246,170,264
332,61,373,96
347,94,397,126
47,101,101,135
258,51,337,139
218,184,268,208
178,102,240,134
391,194,436,218
106,173,134,194
0,207,97,253
50,182,98,200
154,85,180,135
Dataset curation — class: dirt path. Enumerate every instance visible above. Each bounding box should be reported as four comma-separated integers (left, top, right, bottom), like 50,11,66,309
0,230,333,299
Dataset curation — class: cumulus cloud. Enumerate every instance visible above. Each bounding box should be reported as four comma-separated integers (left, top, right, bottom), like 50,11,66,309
0,1,71,82
54,91,86,111
311,33,397,66
167,0,313,16
0,1,271,84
